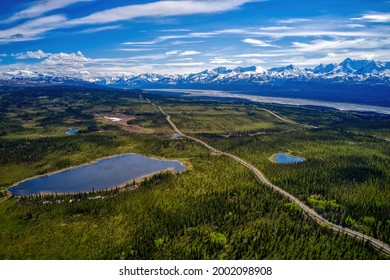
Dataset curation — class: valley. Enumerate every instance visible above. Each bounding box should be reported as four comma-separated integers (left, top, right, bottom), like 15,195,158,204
0,87,389,259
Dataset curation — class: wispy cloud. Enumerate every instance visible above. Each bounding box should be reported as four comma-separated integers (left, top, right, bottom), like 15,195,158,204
162,62,204,66
179,50,201,56
260,26,292,31
1,1,389,73
79,25,122,34
291,38,390,52
171,40,205,45
0,15,66,43
165,50,201,56
68,0,260,25
235,53,284,58
352,12,390,23
161,29,191,32
123,39,161,45
210,57,242,64
242,38,273,47
245,58,265,64
276,18,311,24
1,0,261,44
1,0,92,24
128,24,387,49
345,24,365,28
165,50,179,55
118,48,155,52
278,51,390,66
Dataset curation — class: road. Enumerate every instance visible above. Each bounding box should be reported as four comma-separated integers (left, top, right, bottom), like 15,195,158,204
149,99,390,256
260,108,318,129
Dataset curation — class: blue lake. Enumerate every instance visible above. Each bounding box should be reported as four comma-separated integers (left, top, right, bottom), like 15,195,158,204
171,133,181,139
9,154,186,196
66,128,78,135
274,152,306,164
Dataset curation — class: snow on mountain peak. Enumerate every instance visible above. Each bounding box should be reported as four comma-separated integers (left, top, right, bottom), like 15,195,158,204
1,58,389,88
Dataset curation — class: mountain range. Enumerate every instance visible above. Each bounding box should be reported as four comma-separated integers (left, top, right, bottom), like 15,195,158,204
1,58,389,107
92,58,390,89
1,58,389,89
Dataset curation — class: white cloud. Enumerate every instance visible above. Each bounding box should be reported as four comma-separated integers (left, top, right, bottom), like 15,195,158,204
278,50,390,67
360,53,378,60
169,57,193,61
1,1,261,43
277,18,311,24
95,54,168,62
16,50,50,59
245,58,265,64
79,25,122,33
122,23,387,50
345,24,365,28
123,40,161,45
0,15,66,43
123,34,211,46
171,40,205,45
236,53,283,58
162,62,204,66
179,50,201,56
118,48,154,52
210,57,242,64
1,0,92,24
161,29,191,32
0,53,7,57
291,38,390,52
352,12,390,23
191,26,387,39
242,38,272,47
260,26,292,31
68,0,260,25
165,50,179,55
41,51,92,67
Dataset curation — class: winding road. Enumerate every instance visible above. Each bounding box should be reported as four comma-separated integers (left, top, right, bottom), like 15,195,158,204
141,95,390,255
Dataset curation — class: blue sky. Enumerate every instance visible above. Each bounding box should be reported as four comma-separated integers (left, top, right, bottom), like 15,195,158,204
0,0,389,77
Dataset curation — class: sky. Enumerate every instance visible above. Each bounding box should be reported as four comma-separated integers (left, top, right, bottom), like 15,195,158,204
0,0,389,78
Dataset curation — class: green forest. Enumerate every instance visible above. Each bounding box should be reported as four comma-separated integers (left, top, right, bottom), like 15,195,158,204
0,86,389,259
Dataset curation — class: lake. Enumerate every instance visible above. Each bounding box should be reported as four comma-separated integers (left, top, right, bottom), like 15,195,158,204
66,128,78,135
9,153,186,196
273,152,306,164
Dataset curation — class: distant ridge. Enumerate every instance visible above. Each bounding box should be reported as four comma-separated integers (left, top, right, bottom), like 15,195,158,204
1,58,389,88
93,58,390,88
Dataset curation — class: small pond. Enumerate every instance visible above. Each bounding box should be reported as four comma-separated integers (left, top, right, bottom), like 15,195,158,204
9,153,186,196
273,152,306,164
66,128,78,135
171,133,181,139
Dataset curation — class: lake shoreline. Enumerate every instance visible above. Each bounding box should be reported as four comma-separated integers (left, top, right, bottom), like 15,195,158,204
7,153,187,197
268,153,278,163
268,151,306,164
33,169,180,198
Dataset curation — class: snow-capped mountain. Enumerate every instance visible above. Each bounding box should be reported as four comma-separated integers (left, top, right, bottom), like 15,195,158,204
1,58,389,88
313,58,389,75
94,58,390,88
0,70,96,87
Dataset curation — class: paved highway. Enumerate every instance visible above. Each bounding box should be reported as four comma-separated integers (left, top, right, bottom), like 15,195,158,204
151,101,390,256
